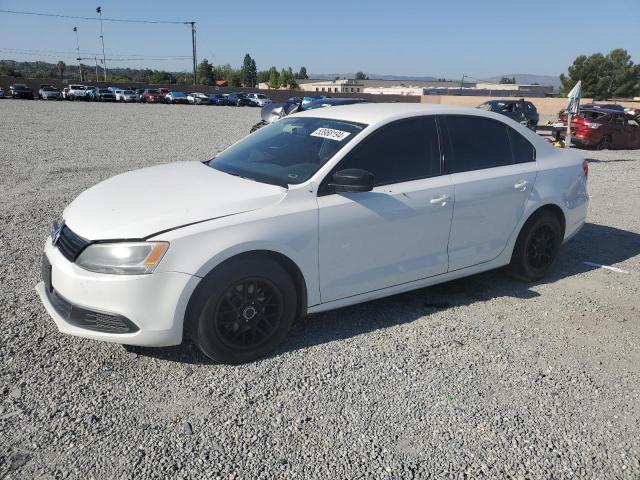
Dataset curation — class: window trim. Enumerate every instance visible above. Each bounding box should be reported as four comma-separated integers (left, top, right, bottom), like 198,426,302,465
318,115,443,196
438,114,536,174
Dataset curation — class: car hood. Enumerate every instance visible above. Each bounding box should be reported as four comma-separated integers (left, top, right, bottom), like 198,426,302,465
63,161,286,240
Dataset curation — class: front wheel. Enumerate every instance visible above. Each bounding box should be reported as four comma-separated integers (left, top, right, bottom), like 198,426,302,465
597,135,612,150
186,255,297,364
508,210,562,281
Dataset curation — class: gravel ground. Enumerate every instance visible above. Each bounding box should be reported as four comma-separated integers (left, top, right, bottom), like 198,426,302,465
1,100,639,479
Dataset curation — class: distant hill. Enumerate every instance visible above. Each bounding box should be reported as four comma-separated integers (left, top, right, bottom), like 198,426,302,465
310,73,441,82
309,72,561,90
485,74,560,89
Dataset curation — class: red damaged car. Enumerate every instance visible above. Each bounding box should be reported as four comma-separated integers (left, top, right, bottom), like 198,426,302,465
557,108,640,150
140,89,165,103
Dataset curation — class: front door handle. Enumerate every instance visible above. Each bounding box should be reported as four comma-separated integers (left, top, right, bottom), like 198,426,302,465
430,194,450,205
514,180,529,191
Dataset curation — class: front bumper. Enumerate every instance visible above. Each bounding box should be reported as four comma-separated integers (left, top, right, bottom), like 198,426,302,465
36,238,200,347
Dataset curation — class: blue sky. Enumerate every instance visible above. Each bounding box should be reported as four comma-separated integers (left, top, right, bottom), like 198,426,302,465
0,0,637,79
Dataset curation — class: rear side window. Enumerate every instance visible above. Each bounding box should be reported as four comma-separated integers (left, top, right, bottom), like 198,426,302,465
331,116,441,186
441,116,513,172
508,128,536,163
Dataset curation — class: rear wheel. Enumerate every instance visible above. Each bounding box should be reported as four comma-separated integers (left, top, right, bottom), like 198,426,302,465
509,210,562,281
186,255,297,364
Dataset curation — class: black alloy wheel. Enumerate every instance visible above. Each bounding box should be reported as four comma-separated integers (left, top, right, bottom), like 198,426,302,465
213,278,283,350
186,254,297,364
508,210,562,281
526,224,556,269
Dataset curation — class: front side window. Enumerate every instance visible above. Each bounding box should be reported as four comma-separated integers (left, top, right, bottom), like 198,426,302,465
324,116,441,188
210,117,366,187
441,115,535,172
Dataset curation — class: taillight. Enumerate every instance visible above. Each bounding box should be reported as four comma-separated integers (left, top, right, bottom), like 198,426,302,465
582,160,589,179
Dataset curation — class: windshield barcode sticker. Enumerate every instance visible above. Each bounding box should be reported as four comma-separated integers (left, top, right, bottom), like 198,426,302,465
310,128,351,141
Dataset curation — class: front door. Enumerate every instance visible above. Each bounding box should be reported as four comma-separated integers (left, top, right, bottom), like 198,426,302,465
317,116,453,303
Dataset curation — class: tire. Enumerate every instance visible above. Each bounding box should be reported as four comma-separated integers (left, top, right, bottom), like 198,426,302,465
186,254,297,364
508,210,562,281
597,135,612,150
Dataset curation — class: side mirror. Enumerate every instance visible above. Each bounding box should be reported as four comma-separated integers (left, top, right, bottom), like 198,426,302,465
329,168,374,193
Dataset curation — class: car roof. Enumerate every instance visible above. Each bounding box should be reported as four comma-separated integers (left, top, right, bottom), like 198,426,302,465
294,102,502,125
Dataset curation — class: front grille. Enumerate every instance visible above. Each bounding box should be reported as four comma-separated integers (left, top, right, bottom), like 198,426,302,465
56,225,90,262
47,289,139,334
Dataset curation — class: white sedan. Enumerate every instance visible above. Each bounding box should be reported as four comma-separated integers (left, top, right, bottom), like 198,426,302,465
36,104,589,364
245,92,272,107
187,92,209,105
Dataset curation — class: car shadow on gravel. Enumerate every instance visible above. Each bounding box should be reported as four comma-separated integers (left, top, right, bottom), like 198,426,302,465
130,223,640,364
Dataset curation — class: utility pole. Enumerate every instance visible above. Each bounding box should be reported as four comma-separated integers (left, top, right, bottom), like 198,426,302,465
73,27,82,82
94,56,99,82
97,6,107,82
190,22,197,85
459,74,466,95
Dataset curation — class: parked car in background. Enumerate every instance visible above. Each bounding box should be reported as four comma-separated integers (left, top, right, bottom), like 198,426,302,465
207,93,230,106
0,87,4,98
67,85,88,100
61,87,70,99
140,89,165,103
36,104,589,363
158,88,171,97
226,92,255,107
94,89,116,102
9,84,34,99
245,93,272,107
187,92,209,105
120,90,139,102
165,91,189,104
251,97,370,132
556,108,640,150
85,86,99,99
477,99,539,130
39,86,61,100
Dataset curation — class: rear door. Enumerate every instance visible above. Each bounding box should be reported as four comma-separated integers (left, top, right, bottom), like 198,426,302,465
440,115,537,271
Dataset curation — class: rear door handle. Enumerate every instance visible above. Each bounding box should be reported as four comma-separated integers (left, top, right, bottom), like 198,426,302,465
430,194,450,205
514,180,528,191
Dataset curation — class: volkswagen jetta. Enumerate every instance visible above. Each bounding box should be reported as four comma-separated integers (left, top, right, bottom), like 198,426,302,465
36,104,589,364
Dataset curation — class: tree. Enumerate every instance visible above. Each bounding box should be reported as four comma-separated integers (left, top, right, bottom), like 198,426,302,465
150,70,172,84
257,70,270,84
241,54,257,87
297,66,308,80
56,61,66,80
499,76,516,84
560,48,640,100
279,67,298,89
355,71,368,80
197,58,214,85
267,66,280,89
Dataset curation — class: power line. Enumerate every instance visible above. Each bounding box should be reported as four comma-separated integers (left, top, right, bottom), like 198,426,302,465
0,48,190,59
0,9,193,24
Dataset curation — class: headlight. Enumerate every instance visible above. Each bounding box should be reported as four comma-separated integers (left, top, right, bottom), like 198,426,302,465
76,242,169,275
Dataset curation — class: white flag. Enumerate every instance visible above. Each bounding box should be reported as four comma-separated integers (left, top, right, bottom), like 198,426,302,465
567,80,582,115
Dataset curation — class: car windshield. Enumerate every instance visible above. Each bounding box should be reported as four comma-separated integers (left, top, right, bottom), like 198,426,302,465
123,90,133,94
43,87,57,91
210,117,366,187
477,102,494,111
146,89,159,94
172,92,186,97
257,94,267,99
99,89,111,93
